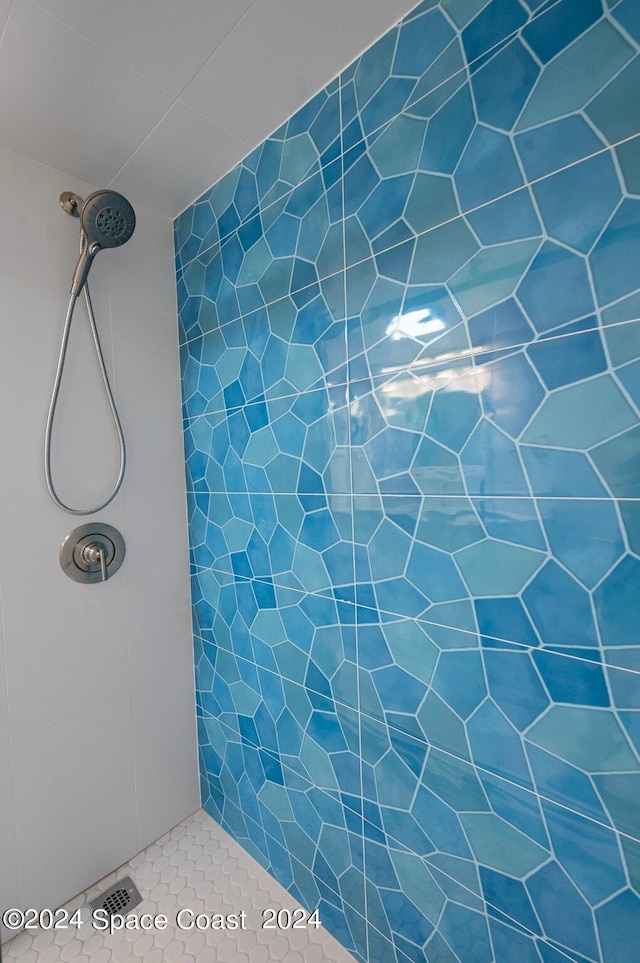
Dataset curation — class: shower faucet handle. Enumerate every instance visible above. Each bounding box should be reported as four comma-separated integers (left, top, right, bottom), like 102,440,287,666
60,523,125,584
81,541,108,581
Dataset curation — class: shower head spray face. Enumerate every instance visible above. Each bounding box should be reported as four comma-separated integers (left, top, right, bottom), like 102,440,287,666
70,190,136,299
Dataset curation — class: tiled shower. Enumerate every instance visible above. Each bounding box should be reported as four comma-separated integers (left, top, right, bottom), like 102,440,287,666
175,1,640,962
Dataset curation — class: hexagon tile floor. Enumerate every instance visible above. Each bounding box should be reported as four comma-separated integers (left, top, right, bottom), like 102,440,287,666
2,809,356,963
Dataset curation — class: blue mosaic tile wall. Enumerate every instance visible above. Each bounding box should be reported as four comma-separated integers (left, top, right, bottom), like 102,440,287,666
174,1,640,960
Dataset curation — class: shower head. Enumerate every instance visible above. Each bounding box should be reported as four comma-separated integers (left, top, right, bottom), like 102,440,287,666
70,190,136,299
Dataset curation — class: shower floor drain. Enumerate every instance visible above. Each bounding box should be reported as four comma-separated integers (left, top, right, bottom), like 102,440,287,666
89,876,142,917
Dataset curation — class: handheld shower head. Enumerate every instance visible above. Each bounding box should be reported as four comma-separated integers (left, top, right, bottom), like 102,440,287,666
70,190,136,299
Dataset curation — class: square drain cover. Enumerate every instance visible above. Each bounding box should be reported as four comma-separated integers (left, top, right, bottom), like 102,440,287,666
89,876,142,917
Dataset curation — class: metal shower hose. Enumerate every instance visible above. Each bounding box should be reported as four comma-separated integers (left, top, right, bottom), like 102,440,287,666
44,239,125,515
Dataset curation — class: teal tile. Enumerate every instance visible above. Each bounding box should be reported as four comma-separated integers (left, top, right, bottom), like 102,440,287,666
602,293,640,366
405,173,459,236
620,501,640,555
389,851,446,925
594,555,640,648
412,437,466,494
516,21,634,131
527,706,639,773
591,200,640,306
592,426,640,498
537,498,625,589
460,813,548,876
410,219,480,284
415,497,485,552
596,890,640,963
417,690,471,759
521,375,637,449
455,539,546,596
449,240,540,316
423,750,490,811
382,619,438,685
280,133,319,185
442,0,491,29
374,372,432,432
368,115,426,177
542,800,626,905
593,773,640,839
606,649,640,710
586,57,640,145
616,136,640,196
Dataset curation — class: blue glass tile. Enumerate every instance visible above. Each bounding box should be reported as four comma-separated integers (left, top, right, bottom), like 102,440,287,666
462,0,528,71
468,297,534,362
394,7,455,76
516,115,604,183
410,219,480,284
467,188,541,245
594,773,640,839
528,743,610,824
467,700,533,787
481,353,545,437
406,41,465,120
405,173,459,236
592,426,640,499
537,498,624,588
527,326,606,390
455,126,524,211
618,359,640,410
421,86,472,171
450,239,539,317
443,0,493,29
591,199,640,306
413,786,473,859
587,56,640,146
522,448,607,498
620,494,640,555
481,868,541,934
518,242,594,333
523,561,599,648
472,38,539,130
489,919,542,963
358,175,413,241
407,542,468,603
415,496,484,553
484,651,549,729
594,555,640,647
516,21,634,131
533,647,609,707
522,374,637,449
476,597,539,648
438,903,492,963
542,800,625,905
535,150,621,254
523,0,602,63
433,651,487,719
462,418,530,496
612,0,640,41
596,890,640,963
480,772,548,848
527,862,599,961
422,749,489,812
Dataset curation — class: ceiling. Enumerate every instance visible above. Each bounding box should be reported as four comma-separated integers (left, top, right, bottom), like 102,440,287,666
0,0,419,219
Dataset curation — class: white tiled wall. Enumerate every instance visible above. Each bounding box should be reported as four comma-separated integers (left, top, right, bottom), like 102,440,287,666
0,145,199,943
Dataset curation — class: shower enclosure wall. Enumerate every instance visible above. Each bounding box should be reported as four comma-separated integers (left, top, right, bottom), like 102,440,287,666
176,2,640,961
0,147,198,944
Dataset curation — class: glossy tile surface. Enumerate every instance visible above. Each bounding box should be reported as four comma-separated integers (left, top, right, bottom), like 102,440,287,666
176,1,640,960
